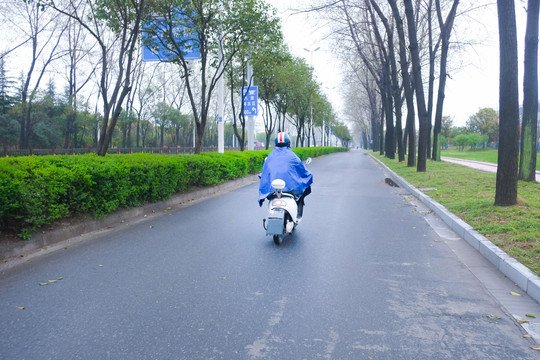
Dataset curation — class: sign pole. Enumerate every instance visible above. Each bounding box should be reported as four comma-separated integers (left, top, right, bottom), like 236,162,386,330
247,62,255,150
218,48,224,153
217,7,225,154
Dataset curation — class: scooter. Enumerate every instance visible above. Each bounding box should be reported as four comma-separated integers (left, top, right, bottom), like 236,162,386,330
262,158,311,245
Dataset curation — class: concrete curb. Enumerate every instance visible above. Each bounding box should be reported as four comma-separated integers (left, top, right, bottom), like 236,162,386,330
0,174,260,262
369,154,540,304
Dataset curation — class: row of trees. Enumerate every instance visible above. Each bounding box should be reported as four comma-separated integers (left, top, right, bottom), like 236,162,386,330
308,0,538,206
0,0,351,156
309,0,465,169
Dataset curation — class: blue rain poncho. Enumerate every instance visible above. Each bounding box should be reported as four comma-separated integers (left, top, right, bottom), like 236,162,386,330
258,146,313,204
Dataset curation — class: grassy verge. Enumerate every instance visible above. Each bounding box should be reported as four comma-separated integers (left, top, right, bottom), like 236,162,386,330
375,153,540,274
441,147,540,170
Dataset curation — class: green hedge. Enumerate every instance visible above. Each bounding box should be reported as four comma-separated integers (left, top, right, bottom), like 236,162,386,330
0,147,347,238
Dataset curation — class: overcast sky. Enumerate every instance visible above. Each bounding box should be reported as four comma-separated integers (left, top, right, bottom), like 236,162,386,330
266,0,531,128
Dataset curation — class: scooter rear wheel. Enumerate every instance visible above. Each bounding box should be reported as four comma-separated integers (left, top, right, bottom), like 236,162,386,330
273,234,283,245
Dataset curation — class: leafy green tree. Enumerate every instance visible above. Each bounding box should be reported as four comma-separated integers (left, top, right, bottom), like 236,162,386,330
453,133,468,151
0,54,15,115
224,1,282,151
47,0,147,156
74,107,100,148
311,90,334,147
171,113,191,147
118,110,137,148
332,122,352,147
29,92,66,149
0,113,19,148
252,43,288,149
140,117,155,148
467,133,485,150
152,102,175,148
466,107,499,144
287,57,313,147
450,126,468,138
271,54,296,133
224,122,235,147
441,116,453,139
439,135,448,150
145,0,276,154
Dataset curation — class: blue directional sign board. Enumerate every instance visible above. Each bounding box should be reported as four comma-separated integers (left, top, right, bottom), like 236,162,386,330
242,86,258,116
142,15,201,62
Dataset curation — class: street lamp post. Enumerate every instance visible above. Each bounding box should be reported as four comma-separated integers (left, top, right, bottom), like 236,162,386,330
323,86,335,147
304,46,319,147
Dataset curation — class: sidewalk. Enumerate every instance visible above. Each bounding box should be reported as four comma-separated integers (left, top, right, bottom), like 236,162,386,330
441,156,540,181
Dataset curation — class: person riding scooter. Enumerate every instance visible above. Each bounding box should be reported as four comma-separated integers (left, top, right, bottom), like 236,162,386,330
258,132,313,219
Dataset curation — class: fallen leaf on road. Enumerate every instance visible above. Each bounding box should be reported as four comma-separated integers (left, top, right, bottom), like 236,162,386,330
524,334,532,338
98,265,103,267
39,282,48,286
17,307,25,310
517,319,530,324
527,314,536,318
530,345,540,351
48,280,56,283
487,314,501,319
511,291,522,296
57,277,63,280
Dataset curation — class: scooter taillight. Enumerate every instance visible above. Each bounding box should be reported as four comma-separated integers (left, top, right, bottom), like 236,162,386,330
272,199,287,207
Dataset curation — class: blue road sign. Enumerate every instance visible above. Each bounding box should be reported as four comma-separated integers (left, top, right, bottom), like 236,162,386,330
242,86,258,116
142,15,201,62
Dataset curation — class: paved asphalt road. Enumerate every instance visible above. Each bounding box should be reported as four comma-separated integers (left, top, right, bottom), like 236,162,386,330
1,150,539,359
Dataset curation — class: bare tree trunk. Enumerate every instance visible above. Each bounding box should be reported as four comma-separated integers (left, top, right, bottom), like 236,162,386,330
426,0,440,160
495,0,519,206
519,0,539,181
404,0,429,172
366,75,380,152
433,0,459,161
370,0,404,161
388,0,416,167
